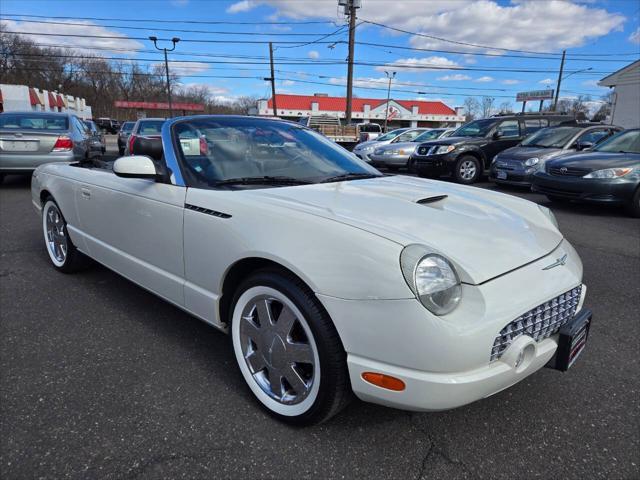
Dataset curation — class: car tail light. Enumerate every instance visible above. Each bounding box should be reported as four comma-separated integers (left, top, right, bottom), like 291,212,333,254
128,134,137,155
52,136,73,151
199,136,208,155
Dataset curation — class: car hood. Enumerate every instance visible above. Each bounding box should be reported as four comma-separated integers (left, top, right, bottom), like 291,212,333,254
248,175,562,285
355,140,385,150
498,146,565,161
547,151,640,171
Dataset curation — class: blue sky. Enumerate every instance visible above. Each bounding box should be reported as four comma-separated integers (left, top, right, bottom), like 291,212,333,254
2,0,639,110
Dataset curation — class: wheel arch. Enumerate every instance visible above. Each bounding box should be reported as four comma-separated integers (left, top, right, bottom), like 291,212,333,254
455,148,484,166
40,189,53,205
218,256,320,327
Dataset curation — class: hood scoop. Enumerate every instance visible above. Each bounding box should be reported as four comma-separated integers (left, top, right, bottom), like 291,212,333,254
416,195,448,205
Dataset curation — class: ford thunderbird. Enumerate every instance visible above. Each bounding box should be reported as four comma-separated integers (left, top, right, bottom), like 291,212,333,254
31,115,592,424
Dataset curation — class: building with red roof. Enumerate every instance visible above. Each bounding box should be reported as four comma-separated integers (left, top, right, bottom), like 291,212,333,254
255,93,465,128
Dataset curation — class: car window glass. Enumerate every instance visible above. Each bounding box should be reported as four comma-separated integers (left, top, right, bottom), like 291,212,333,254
394,130,424,142
414,130,442,142
523,119,541,134
137,120,164,135
594,130,640,154
497,120,519,137
0,114,68,130
72,117,88,135
578,129,610,145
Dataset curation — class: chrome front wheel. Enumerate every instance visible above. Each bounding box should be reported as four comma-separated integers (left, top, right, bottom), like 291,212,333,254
43,201,68,267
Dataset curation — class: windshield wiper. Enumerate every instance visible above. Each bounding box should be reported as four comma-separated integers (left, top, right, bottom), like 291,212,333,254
320,172,381,183
213,176,312,186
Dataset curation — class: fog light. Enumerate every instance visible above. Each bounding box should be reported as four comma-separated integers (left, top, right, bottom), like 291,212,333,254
362,372,406,391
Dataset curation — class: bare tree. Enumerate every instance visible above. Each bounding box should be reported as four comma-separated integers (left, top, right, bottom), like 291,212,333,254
498,101,513,114
463,97,480,121
481,96,495,118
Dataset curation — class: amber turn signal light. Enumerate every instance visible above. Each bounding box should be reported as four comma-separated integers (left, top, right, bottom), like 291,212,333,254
361,372,406,391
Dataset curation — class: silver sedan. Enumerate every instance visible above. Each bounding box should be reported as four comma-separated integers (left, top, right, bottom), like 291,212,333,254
0,111,96,182
369,128,455,170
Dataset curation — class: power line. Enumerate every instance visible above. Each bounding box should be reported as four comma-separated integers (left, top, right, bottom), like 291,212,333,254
0,17,344,37
360,18,640,57
0,13,339,26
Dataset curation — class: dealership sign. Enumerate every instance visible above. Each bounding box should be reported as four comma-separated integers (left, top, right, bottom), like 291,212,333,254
516,90,554,102
114,101,204,111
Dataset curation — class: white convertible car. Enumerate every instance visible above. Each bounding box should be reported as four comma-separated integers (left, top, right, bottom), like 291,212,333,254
31,115,592,424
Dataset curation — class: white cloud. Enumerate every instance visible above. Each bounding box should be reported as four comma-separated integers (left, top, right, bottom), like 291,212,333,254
308,50,320,59
252,1,624,53
629,27,640,45
0,19,144,53
159,61,210,75
226,0,255,14
581,79,600,87
501,79,520,85
375,56,459,73
475,76,494,82
538,78,554,84
437,74,472,81
280,79,296,86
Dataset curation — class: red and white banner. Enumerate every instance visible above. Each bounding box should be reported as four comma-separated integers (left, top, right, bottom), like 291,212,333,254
114,101,205,111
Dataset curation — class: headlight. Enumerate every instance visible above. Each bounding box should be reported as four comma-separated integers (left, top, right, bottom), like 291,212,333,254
400,245,462,315
374,149,384,155
524,157,539,167
538,205,558,229
434,145,455,155
583,167,632,179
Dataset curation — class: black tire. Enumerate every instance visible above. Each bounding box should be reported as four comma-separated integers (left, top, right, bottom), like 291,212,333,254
42,197,91,273
453,155,482,184
229,268,351,425
627,187,640,218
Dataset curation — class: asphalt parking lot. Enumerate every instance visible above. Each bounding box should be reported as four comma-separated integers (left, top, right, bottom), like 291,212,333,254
1,143,639,479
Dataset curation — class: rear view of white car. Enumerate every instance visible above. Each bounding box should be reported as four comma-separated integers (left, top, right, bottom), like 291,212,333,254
31,115,592,425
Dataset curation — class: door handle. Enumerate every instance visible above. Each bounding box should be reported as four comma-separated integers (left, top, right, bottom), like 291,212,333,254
81,187,91,199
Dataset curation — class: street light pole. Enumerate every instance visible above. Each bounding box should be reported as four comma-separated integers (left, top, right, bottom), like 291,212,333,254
149,36,180,117
383,71,396,133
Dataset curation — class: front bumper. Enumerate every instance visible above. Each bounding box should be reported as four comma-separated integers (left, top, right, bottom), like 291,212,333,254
318,239,586,411
354,150,374,163
532,172,637,204
409,152,454,175
489,163,536,187
369,153,411,167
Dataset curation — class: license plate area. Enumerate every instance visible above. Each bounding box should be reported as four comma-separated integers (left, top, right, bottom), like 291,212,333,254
0,140,39,152
547,309,592,371
496,170,508,180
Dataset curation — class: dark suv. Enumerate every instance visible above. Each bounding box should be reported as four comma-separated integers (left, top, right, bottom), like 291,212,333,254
409,113,574,184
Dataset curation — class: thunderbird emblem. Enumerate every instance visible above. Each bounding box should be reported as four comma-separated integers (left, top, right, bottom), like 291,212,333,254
543,254,568,270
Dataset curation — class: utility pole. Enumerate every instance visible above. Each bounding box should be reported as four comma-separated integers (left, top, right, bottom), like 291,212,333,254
150,36,180,117
264,42,278,117
553,49,566,112
383,71,396,132
343,0,361,125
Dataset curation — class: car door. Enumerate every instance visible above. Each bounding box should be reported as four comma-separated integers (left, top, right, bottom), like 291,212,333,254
70,116,91,160
74,169,187,306
482,119,521,164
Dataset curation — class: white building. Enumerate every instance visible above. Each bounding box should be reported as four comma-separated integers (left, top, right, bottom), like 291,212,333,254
598,60,640,129
255,94,465,129
0,84,93,120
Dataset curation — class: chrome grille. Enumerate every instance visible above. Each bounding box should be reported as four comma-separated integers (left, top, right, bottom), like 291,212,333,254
490,286,582,361
548,166,589,177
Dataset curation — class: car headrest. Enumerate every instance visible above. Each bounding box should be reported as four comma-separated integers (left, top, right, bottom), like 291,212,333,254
132,136,163,161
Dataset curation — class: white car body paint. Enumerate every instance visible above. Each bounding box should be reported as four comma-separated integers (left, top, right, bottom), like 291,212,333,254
31,154,586,412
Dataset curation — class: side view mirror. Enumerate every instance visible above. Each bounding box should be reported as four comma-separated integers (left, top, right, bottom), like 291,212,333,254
576,141,593,151
113,156,159,180
492,131,502,140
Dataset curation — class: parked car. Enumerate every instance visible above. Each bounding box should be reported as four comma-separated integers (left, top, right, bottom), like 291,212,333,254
95,118,120,134
490,124,622,187
117,121,136,156
0,111,97,182
532,128,640,216
31,115,591,424
124,118,165,155
353,128,430,162
369,128,456,170
83,119,107,157
409,113,574,184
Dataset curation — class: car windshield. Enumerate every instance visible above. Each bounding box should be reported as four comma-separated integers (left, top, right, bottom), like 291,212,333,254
521,126,582,148
594,129,640,154
174,117,381,188
121,122,135,132
0,113,68,131
359,124,381,133
414,130,444,142
376,129,407,142
137,120,164,135
452,119,497,138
